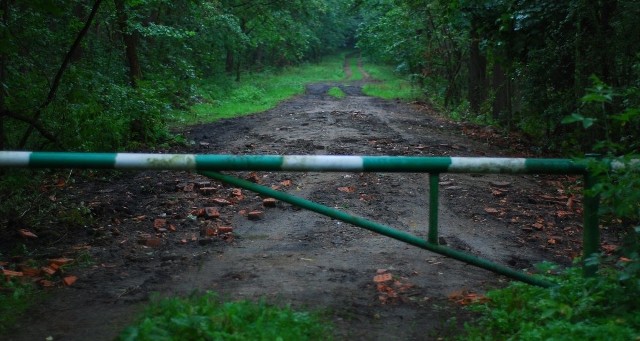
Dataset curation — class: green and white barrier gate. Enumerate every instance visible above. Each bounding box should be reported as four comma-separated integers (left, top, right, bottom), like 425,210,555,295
0,151,611,287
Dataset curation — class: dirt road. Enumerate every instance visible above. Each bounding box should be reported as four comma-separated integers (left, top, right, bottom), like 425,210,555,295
5,72,591,340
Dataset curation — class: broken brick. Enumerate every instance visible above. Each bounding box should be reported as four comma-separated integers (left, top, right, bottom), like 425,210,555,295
262,198,277,207
212,198,232,206
248,211,263,220
204,227,217,237
2,269,24,277
205,207,220,219
246,172,261,183
17,229,38,239
199,187,217,195
41,266,57,276
20,267,41,277
48,258,74,266
218,226,233,233
138,237,163,247
38,279,56,287
62,276,78,286
153,218,167,230
373,273,392,283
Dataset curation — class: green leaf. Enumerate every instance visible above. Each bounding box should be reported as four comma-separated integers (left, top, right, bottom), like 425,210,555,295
582,117,596,129
561,113,584,124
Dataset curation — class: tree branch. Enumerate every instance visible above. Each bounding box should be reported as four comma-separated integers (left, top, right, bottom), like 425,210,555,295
18,0,103,148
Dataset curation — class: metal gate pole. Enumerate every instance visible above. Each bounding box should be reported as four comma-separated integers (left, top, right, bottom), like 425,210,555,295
428,173,440,245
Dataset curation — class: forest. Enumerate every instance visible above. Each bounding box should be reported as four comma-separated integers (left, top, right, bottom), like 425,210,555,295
1,0,639,154
1,0,639,340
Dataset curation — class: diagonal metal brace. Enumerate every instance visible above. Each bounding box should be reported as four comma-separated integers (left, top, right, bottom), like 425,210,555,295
200,171,554,288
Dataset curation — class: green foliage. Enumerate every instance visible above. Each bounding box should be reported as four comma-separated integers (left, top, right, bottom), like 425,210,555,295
177,55,345,125
361,63,423,101
327,87,346,99
461,262,640,341
0,278,38,334
118,291,333,341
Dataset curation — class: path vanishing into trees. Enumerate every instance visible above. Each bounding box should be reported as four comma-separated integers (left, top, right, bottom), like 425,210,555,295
5,58,594,340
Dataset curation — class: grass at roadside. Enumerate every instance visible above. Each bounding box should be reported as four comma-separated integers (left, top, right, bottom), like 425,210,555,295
327,87,346,99
460,263,640,340
0,279,39,334
118,291,333,341
171,55,346,126
362,64,423,101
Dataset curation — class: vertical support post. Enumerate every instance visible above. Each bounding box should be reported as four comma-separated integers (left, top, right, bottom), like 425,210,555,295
583,170,600,277
428,173,440,245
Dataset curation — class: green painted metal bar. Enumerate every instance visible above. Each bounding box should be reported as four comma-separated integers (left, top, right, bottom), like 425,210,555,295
428,173,440,245
583,172,601,276
200,171,554,288
0,151,591,174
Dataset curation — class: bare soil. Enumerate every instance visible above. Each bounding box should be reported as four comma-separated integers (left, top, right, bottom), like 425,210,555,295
2,61,617,340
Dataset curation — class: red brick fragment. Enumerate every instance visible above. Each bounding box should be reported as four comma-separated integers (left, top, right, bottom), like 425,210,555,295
248,211,263,220
205,207,220,219
2,269,24,277
153,218,167,230
138,237,163,247
212,198,232,206
199,187,217,194
218,226,233,233
204,227,217,237
48,258,74,266
18,229,38,239
262,198,277,207
41,266,57,276
38,279,56,287
20,267,41,277
63,276,78,286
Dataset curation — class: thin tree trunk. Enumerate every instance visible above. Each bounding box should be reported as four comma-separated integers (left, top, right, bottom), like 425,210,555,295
114,0,142,87
468,17,487,114
18,0,103,148
0,0,9,149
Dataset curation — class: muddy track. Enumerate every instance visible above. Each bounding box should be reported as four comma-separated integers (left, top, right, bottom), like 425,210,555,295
3,68,600,340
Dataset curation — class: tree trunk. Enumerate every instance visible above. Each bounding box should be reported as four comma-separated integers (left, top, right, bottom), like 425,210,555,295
0,0,8,150
114,0,142,87
468,17,487,114
491,63,511,124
